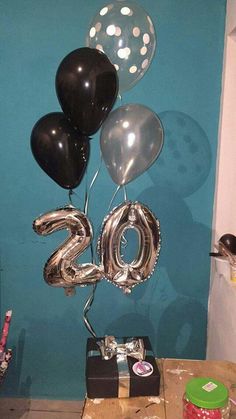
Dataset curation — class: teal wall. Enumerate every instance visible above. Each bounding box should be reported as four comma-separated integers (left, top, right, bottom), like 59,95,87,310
0,0,226,400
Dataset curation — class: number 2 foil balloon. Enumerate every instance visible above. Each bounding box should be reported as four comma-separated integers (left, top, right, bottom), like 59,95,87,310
98,201,161,293
86,1,156,93
33,206,102,296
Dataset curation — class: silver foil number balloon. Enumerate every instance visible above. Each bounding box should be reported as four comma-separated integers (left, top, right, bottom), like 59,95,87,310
100,104,164,185
98,201,161,293
33,203,161,295
86,1,156,93
33,206,102,296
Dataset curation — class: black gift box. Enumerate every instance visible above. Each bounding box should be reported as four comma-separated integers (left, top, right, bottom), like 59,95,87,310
86,336,160,398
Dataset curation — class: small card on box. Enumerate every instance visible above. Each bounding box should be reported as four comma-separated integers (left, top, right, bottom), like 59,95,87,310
86,336,160,398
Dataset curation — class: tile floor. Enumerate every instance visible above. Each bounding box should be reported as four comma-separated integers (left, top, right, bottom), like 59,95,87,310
0,398,84,419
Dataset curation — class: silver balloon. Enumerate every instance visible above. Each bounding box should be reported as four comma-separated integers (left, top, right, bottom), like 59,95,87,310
98,201,161,293
86,1,156,93
33,206,102,296
100,104,164,185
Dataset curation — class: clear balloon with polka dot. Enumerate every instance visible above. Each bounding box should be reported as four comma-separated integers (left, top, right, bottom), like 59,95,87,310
86,0,156,93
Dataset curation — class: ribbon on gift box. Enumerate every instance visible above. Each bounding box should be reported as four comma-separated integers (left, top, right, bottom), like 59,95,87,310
99,336,147,398
97,335,146,362
88,336,149,398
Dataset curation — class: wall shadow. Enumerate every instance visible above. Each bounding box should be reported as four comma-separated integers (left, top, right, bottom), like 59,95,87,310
1,329,31,395
137,184,211,300
0,328,31,417
19,307,88,400
149,110,212,197
0,307,89,401
133,111,212,359
136,110,212,300
105,312,155,339
156,296,207,359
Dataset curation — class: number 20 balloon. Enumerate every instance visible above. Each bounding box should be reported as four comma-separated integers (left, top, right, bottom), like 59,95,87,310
33,202,161,295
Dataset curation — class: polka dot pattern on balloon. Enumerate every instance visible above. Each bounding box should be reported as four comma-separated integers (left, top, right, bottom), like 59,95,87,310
142,59,149,69
117,47,131,59
89,27,96,38
96,44,104,52
95,22,102,32
143,33,150,44
121,7,131,15
86,1,156,92
100,7,108,16
133,27,141,37
140,46,147,55
106,24,116,36
115,26,122,36
129,65,137,73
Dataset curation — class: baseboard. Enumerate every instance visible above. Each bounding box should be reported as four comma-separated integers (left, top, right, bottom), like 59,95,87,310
0,397,84,413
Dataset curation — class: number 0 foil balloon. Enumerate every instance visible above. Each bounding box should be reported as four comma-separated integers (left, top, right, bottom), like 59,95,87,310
98,201,161,293
86,1,156,93
33,206,102,296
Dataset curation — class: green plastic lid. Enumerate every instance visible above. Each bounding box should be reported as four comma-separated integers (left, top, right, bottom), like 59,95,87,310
185,377,229,409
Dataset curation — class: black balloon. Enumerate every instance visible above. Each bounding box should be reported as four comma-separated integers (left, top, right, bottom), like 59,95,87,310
55,47,118,136
219,234,236,255
31,112,89,189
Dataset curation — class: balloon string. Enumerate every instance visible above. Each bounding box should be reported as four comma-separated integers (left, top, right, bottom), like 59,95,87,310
118,93,123,105
121,235,128,248
120,185,129,254
108,185,128,254
84,153,103,216
123,185,128,202
68,189,73,205
84,169,88,212
108,185,121,212
83,154,103,338
67,185,97,336
83,283,97,338
83,219,97,337
121,185,128,251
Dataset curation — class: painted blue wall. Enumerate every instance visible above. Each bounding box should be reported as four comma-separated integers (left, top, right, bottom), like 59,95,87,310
0,0,226,400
